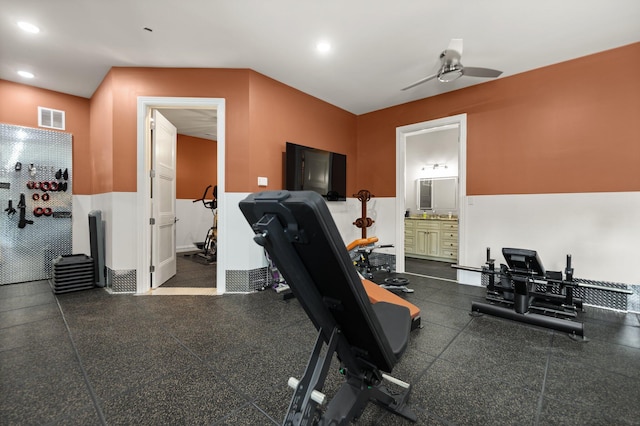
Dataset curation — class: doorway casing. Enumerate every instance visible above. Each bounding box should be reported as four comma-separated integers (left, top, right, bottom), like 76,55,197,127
137,97,226,294
395,114,467,280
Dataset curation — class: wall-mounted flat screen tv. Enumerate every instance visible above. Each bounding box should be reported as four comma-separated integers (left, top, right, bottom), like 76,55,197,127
285,142,347,201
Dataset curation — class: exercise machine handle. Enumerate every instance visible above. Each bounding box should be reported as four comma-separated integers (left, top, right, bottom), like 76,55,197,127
192,185,217,210
192,184,213,203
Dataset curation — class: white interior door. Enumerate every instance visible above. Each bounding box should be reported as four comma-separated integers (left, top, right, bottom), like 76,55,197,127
151,110,177,288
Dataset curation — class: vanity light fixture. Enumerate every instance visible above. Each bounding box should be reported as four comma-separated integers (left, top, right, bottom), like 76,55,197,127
18,21,40,34
422,163,448,171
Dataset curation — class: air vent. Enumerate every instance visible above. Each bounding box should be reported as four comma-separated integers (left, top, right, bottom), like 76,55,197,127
38,106,65,130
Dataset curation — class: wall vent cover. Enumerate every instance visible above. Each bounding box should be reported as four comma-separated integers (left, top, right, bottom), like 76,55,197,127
38,106,65,130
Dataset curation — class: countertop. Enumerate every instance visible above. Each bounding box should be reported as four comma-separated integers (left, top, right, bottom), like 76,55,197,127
405,216,458,222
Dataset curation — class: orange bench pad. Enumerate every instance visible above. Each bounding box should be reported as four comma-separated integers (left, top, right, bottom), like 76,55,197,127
361,278,420,320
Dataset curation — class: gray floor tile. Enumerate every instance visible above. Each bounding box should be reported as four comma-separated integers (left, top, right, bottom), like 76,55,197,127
544,356,640,424
0,301,60,329
0,343,95,424
0,316,68,352
49,404,104,426
100,365,247,425
412,358,540,425
413,299,474,330
582,319,640,349
0,289,56,312
538,395,623,425
551,332,640,379
213,402,279,425
0,280,51,298
79,335,202,400
406,322,461,357
439,318,551,393
2,276,638,425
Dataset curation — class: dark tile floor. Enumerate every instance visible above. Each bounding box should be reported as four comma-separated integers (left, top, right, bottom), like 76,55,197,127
161,253,216,288
405,258,457,281
1,273,639,425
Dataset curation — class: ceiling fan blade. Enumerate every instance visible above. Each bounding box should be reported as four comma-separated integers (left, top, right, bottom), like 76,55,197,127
401,73,438,91
462,67,503,78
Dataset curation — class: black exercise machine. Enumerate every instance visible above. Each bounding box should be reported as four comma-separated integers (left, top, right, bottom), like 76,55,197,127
240,190,416,425
192,185,217,263
455,247,633,339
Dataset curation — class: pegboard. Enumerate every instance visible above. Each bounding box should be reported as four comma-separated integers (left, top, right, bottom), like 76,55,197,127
0,124,73,285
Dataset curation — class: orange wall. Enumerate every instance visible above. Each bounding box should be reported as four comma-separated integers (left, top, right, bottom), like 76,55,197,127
176,134,217,200
107,67,250,193
247,72,357,194
96,67,356,194
0,80,91,194
357,42,640,196
88,73,114,194
4,42,638,198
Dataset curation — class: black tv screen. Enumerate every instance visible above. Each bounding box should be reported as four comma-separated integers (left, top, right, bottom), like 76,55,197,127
285,142,347,201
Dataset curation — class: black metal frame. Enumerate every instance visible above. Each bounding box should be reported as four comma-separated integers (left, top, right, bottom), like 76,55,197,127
240,191,416,425
457,248,633,338
462,248,586,337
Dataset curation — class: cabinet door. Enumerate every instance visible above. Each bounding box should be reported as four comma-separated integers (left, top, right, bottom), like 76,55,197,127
404,236,415,254
427,229,440,256
416,229,440,256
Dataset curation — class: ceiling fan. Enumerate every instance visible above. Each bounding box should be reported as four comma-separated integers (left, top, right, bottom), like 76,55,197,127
402,39,503,91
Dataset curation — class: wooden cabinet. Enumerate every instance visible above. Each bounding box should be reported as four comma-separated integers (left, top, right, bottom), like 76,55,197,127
405,218,458,262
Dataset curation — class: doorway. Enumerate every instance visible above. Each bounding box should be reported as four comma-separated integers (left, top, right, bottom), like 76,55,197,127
136,97,226,294
395,114,467,280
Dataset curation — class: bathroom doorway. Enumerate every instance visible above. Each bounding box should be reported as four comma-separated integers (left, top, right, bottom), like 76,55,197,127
395,114,467,280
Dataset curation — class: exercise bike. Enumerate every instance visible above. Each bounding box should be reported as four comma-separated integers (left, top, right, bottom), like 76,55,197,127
192,185,217,263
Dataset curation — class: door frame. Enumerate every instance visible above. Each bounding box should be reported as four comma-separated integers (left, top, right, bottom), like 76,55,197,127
136,97,226,294
395,113,467,277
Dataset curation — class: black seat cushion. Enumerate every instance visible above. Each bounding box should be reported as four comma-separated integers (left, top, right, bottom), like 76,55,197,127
372,302,411,359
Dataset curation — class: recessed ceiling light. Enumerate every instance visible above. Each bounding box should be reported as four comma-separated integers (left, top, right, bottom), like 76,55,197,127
18,21,40,34
18,70,35,79
316,41,331,54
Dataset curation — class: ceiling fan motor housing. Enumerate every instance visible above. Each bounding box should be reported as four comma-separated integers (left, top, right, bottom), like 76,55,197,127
438,50,464,82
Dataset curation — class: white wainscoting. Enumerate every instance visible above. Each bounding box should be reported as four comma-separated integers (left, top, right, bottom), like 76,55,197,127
72,192,137,271
225,194,393,272
462,192,640,286
75,191,638,292
176,198,215,252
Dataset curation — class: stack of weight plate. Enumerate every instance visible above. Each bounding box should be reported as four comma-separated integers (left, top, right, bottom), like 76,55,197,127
51,254,95,294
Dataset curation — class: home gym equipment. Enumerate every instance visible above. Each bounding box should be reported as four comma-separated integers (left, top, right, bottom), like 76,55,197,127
192,185,217,263
89,210,106,287
353,189,375,238
17,193,33,229
454,248,633,338
240,190,417,425
348,237,413,293
4,200,17,217
360,278,421,331
51,254,95,294
352,189,412,294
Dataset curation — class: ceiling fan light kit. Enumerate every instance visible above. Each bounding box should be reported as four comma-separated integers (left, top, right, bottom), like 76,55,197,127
402,39,503,90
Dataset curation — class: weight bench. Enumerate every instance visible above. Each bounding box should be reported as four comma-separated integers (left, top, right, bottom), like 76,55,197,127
240,190,417,425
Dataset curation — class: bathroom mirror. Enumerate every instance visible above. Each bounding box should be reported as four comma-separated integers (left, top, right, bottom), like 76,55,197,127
417,177,457,211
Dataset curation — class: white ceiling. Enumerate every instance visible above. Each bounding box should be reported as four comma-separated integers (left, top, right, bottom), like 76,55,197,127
1,0,639,120
156,108,218,141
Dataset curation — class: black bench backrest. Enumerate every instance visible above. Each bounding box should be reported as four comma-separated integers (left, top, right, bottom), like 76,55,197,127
240,191,397,373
